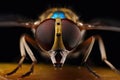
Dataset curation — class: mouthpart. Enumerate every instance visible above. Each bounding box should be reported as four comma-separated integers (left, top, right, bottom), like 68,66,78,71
49,50,69,68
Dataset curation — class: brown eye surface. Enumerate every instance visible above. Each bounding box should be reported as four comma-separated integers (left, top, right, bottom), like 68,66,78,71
62,19,81,50
35,19,55,51
35,19,81,51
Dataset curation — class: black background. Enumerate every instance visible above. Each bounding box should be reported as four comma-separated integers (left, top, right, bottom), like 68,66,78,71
0,0,119,68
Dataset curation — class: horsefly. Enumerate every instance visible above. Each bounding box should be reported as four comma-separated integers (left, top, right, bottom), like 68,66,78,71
0,8,119,78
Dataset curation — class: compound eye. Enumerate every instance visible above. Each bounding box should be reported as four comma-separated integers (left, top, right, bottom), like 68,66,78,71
35,19,55,51
62,19,81,50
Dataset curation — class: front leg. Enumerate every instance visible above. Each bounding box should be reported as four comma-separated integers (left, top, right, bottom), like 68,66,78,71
20,35,37,78
6,34,37,78
71,36,100,78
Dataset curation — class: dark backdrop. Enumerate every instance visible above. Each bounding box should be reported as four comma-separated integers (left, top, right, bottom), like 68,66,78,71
0,0,119,68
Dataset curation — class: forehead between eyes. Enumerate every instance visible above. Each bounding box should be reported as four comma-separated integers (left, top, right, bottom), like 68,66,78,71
39,8,79,23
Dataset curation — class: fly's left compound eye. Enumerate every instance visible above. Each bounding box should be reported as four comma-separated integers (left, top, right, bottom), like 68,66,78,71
62,19,81,50
35,19,55,51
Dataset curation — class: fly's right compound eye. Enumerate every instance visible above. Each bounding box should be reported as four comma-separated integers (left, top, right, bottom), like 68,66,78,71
35,19,55,51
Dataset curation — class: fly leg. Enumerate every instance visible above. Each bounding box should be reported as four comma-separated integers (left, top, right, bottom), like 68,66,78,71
95,35,120,74
5,35,27,76
72,36,100,78
6,35,37,78
19,35,37,78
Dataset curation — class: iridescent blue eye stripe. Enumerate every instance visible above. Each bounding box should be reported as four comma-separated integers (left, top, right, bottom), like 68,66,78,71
51,11,66,19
